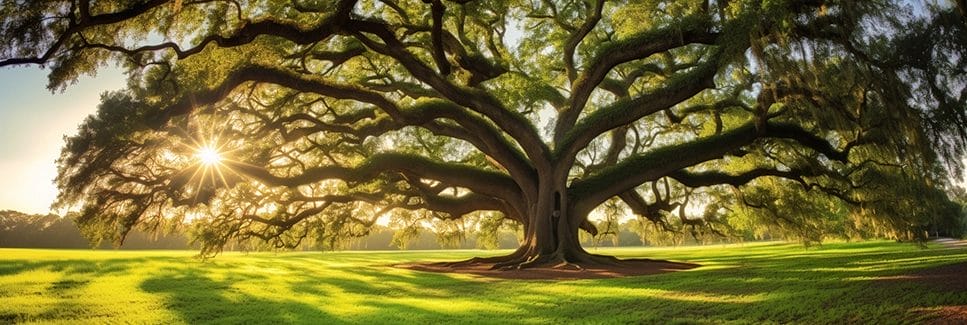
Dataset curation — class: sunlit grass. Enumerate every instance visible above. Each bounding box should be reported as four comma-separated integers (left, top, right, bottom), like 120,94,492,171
1,241,966,323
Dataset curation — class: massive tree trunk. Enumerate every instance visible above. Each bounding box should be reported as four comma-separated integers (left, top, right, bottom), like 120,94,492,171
454,168,617,270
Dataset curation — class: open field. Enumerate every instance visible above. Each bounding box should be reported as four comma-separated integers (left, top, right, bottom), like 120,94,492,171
1,241,966,324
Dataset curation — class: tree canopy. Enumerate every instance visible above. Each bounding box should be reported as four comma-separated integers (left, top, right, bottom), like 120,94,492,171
2,0,965,268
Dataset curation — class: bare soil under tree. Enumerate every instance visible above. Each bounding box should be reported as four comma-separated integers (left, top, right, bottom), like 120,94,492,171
397,258,699,280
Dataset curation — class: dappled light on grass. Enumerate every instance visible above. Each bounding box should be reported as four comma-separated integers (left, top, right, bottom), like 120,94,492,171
1,242,966,323
0,251,190,323
538,285,766,304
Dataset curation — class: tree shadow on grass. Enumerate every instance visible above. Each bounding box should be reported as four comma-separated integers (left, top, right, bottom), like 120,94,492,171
6,244,965,323
577,245,967,323
277,261,755,323
300,242,966,323
0,256,166,323
0,256,158,277
139,267,341,324
131,245,964,323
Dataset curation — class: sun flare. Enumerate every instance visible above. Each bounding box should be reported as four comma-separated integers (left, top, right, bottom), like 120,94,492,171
196,146,223,165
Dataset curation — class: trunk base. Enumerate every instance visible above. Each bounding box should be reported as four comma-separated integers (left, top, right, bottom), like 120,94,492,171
398,251,699,280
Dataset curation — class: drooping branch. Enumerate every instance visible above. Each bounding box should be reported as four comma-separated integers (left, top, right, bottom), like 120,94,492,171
1,0,358,67
242,204,332,229
259,100,539,199
764,122,853,162
0,0,171,67
239,187,509,234
618,187,677,227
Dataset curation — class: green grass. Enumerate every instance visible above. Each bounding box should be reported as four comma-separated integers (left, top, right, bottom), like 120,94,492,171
1,241,966,324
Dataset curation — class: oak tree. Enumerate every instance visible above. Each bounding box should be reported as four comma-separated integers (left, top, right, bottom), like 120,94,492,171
2,0,964,269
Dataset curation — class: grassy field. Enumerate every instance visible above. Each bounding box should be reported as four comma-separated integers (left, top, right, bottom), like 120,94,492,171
1,241,966,324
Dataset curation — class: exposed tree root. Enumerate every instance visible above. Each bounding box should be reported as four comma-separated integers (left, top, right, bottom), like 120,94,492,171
551,261,584,271
477,249,653,271
506,253,557,270
397,252,699,280
440,255,511,268
406,241,699,280
578,253,625,267
438,247,527,268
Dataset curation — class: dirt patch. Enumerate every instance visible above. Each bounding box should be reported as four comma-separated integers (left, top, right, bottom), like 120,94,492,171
879,261,967,323
917,306,967,324
886,262,967,292
932,238,967,249
396,259,699,280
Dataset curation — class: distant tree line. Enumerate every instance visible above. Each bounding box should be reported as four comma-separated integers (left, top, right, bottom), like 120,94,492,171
2,201,965,251
0,210,191,249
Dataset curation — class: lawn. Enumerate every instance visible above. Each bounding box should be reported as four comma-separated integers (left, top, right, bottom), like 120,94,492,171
1,241,966,324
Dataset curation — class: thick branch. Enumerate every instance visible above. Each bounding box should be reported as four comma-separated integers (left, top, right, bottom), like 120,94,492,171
618,189,676,224
1,0,356,66
428,0,451,75
81,15,350,61
668,168,812,188
351,20,551,166
419,192,506,217
766,122,850,162
226,152,523,203
554,18,717,143
571,123,758,215
150,66,537,196
571,121,854,214
563,0,605,82
557,59,719,161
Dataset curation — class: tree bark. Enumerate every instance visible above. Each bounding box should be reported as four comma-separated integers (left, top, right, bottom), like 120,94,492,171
454,169,618,270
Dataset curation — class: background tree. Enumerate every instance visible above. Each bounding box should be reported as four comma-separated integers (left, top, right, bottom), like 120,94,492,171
1,0,964,269
0,211,90,248
0,210,191,249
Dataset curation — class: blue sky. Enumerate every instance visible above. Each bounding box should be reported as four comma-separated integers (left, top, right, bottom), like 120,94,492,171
0,66,124,214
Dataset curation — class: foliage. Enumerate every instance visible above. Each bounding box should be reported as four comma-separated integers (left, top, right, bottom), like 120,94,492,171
0,211,89,248
388,210,424,250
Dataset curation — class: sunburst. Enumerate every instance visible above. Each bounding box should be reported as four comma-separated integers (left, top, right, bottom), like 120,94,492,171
182,137,234,199
196,145,223,165
172,113,267,205
175,121,243,203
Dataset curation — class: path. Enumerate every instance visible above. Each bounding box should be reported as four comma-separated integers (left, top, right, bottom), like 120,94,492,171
931,237,967,248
